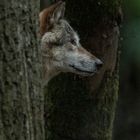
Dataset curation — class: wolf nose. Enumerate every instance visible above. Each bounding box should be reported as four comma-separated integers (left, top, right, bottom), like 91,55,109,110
95,59,103,70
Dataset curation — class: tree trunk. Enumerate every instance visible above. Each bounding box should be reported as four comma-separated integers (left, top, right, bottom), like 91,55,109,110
0,1,44,140
45,0,121,140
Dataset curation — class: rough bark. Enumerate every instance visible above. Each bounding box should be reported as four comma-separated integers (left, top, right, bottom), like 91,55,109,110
45,0,120,140
0,1,44,140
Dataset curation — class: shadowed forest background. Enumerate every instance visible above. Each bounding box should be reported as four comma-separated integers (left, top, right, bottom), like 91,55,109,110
114,0,140,139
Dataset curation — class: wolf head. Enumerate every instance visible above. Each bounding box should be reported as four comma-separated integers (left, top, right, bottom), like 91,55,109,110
40,1,103,81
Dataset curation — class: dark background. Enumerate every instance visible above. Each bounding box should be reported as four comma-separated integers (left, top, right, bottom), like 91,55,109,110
113,0,140,140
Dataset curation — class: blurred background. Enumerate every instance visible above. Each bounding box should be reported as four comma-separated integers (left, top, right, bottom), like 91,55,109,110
40,0,140,139
113,0,140,140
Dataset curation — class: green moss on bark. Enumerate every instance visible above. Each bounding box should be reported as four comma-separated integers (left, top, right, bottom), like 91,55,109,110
45,72,119,140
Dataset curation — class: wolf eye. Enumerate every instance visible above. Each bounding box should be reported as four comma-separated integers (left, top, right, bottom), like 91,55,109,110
70,39,76,45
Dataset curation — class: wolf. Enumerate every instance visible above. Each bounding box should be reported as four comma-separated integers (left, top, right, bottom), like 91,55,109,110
39,1,103,84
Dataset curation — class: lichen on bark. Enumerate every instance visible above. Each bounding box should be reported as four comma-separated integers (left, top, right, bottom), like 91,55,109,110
0,1,44,140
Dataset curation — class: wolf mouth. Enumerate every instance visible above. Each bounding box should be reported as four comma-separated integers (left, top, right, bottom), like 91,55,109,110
69,64,94,74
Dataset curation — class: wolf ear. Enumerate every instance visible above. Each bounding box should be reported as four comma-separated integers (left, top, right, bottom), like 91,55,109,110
39,1,65,36
51,2,65,23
